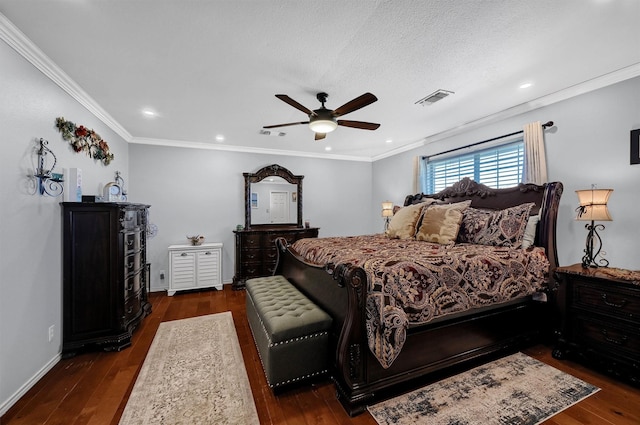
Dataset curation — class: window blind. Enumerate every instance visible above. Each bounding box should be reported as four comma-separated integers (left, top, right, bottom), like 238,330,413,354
423,140,524,193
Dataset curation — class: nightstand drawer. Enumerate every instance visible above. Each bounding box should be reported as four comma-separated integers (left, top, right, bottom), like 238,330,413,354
573,280,640,320
573,315,640,359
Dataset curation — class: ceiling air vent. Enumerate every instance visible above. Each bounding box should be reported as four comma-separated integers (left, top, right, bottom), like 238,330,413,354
259,129,286,137
415,89,454,106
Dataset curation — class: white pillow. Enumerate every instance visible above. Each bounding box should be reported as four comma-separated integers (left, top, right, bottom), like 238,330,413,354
521,211,540,249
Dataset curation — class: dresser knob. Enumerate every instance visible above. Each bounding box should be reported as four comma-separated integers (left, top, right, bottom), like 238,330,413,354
601,293,627,308
181,252,188,256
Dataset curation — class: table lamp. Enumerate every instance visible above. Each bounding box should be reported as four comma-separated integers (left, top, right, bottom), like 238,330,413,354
381,201,393,231
575,187,613,268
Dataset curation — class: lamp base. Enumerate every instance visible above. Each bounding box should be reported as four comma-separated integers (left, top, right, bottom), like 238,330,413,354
581,221,609,268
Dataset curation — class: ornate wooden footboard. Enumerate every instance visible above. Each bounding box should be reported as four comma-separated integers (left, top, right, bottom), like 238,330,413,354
274,179,563,415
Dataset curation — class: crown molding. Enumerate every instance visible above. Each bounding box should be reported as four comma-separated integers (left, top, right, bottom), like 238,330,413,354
130,137,372,162
0,13,133,142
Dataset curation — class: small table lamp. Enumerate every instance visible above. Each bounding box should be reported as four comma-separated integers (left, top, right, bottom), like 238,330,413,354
381,201,393,231
575,187,613,268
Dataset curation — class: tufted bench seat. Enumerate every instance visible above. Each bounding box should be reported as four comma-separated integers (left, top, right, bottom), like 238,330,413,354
245,275,332,389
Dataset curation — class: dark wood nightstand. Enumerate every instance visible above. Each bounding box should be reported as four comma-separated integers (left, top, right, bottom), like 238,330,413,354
553,264,640,386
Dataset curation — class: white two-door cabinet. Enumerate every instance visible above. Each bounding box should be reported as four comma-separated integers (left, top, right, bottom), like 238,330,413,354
168,242,223,295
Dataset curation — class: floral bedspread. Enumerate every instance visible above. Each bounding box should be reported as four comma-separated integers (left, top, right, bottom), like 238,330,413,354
291,234,550,369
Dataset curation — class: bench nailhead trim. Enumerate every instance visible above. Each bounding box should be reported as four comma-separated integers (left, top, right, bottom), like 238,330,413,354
270,369,329,388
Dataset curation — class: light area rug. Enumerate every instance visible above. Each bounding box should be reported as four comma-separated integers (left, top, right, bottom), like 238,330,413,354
368,352,599,425
119,312,259,425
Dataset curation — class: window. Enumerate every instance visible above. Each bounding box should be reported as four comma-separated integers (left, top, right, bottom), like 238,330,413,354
421,140,524,194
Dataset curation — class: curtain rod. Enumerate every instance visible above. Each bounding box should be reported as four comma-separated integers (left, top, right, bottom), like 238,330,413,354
423,120,554,160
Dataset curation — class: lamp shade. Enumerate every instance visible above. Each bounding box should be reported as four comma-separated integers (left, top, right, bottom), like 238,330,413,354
381,201,394,217
575,188,613,221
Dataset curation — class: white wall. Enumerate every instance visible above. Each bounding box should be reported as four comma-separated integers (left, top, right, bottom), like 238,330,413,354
0,40,130,413
128,145,374,291
373,76,640,270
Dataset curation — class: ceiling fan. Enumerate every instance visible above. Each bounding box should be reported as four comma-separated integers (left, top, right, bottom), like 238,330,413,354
263,92,380,140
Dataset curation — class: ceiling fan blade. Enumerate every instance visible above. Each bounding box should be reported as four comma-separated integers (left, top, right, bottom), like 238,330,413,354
337,120,380,130
275,94,314,116
263,121,309,129
314,132,326,141
333,93,378,117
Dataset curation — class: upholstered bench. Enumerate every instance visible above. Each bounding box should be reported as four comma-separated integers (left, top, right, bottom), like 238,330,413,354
245,275,332,389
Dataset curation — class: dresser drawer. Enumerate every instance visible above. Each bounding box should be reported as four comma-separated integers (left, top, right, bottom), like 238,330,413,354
125,273,141,298
124,290,142,322
124,252,142,276
240,248,262,262
124,231,141,254
121,209,138,230
573,280,640,321
240,233,263,248
572,315,640,360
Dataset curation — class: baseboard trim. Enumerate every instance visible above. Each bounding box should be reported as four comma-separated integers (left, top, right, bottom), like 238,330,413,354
0,353,61,417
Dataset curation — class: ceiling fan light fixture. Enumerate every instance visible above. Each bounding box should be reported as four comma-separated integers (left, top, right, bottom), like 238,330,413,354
309,118,337,133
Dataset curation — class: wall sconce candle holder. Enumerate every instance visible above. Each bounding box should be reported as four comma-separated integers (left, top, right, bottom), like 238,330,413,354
34,138,64,197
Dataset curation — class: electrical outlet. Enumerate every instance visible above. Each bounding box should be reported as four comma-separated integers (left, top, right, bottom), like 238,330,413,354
160,270,165,280
48,325,55,342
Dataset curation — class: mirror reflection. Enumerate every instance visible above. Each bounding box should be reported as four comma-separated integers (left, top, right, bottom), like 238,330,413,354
250,177,298,225
243,164,304,229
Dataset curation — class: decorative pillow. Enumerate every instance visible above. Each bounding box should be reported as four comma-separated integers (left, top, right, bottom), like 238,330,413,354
521,211,540,249
386,200,436,239
415,201,472,244
457,203,535,248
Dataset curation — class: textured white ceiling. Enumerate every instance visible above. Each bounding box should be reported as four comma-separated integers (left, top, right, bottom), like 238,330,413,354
1,0,639,160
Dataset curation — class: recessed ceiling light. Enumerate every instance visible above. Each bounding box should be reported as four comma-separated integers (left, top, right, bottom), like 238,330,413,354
215,134,225,142
325,146,332,152
519,82,533,89
142,109,157,117
385,139,393,144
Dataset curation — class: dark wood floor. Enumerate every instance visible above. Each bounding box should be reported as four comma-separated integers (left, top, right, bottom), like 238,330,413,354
3,285,640,425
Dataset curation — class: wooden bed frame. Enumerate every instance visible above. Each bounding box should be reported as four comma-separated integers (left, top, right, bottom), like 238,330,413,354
274,178,564,415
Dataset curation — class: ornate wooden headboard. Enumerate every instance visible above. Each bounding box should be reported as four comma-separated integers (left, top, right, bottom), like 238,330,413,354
404,178,564,273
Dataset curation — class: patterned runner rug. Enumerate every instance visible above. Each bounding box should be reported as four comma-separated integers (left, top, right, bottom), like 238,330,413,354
119,312,259,425
368,352,599,425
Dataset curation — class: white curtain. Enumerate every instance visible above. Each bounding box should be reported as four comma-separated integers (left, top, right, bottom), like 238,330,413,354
412,156,420,194
523,121,548,184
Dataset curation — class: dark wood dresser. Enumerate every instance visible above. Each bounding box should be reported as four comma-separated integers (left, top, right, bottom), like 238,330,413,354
233,226,318,289
61,202,152,357
553,264,640,386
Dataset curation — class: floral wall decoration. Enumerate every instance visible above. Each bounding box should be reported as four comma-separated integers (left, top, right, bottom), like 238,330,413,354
55,117,114,165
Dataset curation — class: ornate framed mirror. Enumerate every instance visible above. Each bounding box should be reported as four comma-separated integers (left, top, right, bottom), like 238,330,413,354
244,164,303,229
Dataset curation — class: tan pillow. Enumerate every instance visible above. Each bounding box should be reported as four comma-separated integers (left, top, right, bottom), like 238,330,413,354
415,201,472,244
386,201,435,239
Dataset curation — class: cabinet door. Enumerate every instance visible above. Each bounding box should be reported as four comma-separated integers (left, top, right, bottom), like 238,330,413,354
170,251,196,289
65,209,119,340
197,249,221,288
